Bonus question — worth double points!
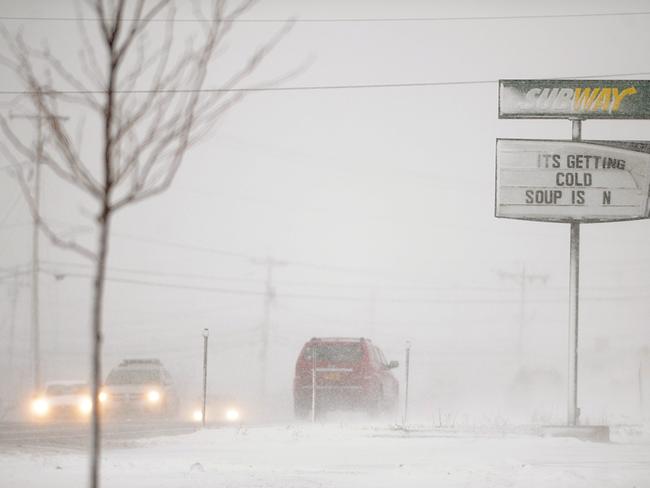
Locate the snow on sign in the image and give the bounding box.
[499,80,650,119]
[495,139,650,222]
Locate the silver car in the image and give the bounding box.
[99,359,179,418]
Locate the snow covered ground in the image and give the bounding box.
[1,423,650,488]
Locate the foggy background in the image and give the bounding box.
[1,0,650,425]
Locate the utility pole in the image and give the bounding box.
[498,265,548,366]
[9,111,67,390]
[251,256,287,401]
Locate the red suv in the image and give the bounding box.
[293,337,399,419]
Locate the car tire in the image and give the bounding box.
[367,385,383,418]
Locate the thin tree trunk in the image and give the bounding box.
[90,207,111,488]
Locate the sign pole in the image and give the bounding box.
[202,328,209,428]
[403,341,411,427]
[568,119,582,426]
[311,342,317,423]
[497,79,650,441]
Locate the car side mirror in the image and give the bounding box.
[388,360,399,369]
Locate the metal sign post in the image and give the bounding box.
[403,341,411,427]
[311,343,317,423]
[568,120,581,426]
[202,328,209,428]
[498,79,650,432]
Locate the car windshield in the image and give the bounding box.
[303,343,363,363]
[106,369,161,385]
[45,384,86,396]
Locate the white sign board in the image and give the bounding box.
[495,139,650,222]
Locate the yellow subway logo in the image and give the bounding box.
[522,87,638,113]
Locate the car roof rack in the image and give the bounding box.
[309,337,369,342]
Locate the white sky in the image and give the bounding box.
[1,0,650,421]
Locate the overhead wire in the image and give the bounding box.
[1,10,650,23]
[2,71,650,96]
[109,232,432,280]
[38,268,650,304]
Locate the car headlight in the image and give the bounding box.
[225,408,240,422]
[79,396,93,415]
[98,391,108,403]
[31,398,49,417]
[192,409,203,422]
[147,390,161,403]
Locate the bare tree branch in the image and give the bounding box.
[0,115,96,197]
[110,18,294,210]
[0,145,97,261]
[90,0,111,46]
[77,2,106,89]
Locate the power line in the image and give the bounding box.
[38,268,650,304]
[2,10,650,23]
[1,72,650,96]
[110,232,420,279]
[40,259,262,284]
[111,232,255,260]
[39,258,650,293]
[36,259,522,292]
[41,269,266,297]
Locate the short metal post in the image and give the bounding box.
[639,361,644,419]
[311,343,317,423]
[202,328,209,427]
[403,341,411,426]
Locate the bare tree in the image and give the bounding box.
[0,2,290,487]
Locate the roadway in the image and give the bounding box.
[0,419,201,450]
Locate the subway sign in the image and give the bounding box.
[495,139,650,222]
[499,80,650,119]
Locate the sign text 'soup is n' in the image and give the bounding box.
[495,139,650,222]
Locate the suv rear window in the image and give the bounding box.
[106,369,161,385]
[303,343,362,363]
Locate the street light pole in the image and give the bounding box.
[202,328,209,428]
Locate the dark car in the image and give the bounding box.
[293,337,399,419]
[99,359,179,417]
